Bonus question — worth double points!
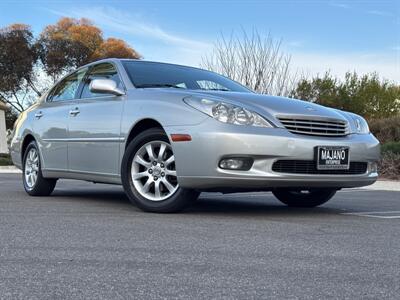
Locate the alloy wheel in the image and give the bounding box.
[131,141,179,201]
[25,148,39,189]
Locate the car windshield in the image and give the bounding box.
[122,61,251,93]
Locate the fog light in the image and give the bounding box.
[219,157,253,170]
[368,162,378,173]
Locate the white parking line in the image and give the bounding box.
[341,211,400,219]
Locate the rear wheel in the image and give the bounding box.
[272,188,337,207]
[23,141,57,196]
[121,128,199,213]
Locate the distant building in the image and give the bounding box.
[0,102,8,154]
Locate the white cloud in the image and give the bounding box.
[46,6,399,82]
[48,6,212,55]
[287,40,304,48]
[366,10,393,17]
[329,2,350,9]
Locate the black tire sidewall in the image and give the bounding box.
[121,128,198,212]
[22,141,56,196]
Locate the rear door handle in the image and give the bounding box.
[69,108,80,117]
[35,111,43,119]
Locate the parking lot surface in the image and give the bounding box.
[0,174,399,299]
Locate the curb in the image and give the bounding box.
[359,181,400,192]
[0,166,21,173]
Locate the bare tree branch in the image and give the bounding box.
[26,78,42,97]
[201,30,301,97]
[0,92,23,112]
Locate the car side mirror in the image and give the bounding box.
[89,79,125,96]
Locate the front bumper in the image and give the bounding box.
[165,119,380,190]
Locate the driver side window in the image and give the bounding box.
[48,68,87,102]
[80,63,122,99]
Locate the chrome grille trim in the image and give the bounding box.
[278,117,349,137]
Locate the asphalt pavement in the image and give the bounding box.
[0,173,399,299]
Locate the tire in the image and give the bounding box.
[272,188,337,207]
[22,141,57,196]
[121,128,199,213]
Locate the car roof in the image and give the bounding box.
[44,58,209,99]
[79,58,207,73]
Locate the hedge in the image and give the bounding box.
[369,116,400,144]
[0,153,13,166]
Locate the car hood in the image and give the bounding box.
[164,89,350,126]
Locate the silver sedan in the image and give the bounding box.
[10,59,380,212]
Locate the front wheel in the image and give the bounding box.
[23,141,57,196]
[121,128,199,213]
[272,188,337,207]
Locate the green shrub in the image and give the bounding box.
[0,153,13,166]
[290,72,400,119]
[369,116,400,144]
[381,142,400,155]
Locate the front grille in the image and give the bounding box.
[278,117,348,137]
[272,160,368,175]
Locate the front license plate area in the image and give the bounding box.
[316,146,350,170]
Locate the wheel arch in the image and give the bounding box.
[124,118,166,149]
[21,134,36,161]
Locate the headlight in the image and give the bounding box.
[184,97,273,127]
[351,114,369,134]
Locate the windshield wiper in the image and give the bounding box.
[135,83,184,89]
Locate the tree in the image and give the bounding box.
[5,107,18,130]
[0,18,141,111]
[201,30,299,96]
[38,18,141,79]
[92,38,141,60]
[38,18,103,79]
[0,24,40,112]
[290,72,400,119]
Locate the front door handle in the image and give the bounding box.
[35,111,43,119]
[69,108,80,117]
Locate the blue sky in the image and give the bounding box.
[1,0,399,81]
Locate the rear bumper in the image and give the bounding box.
[165,119,380,190]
